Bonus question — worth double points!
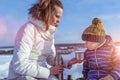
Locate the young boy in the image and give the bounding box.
[82,17,120,80]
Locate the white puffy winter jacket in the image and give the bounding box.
[8,16,57,80]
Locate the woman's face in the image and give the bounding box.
[51,6,63,27]
[85,41,100,50]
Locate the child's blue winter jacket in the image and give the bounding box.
[82,36,120,80]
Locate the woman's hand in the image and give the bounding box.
[50,64,64,75]
[67,58,83,68]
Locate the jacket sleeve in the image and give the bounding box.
[12,23,50,79]
[110,46,120,80]
[82,51,89,78]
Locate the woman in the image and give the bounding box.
[8,0,64,80]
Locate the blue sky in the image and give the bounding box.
[0,0,120,46]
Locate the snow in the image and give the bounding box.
[0,55,12,79]
[0,54,83,80]
[64,63,83,79]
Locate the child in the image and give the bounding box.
[82,17,120,80]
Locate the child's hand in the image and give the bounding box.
[99,75,114,80]
[67,58,83,68]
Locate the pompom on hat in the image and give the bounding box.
[82,17,106,43]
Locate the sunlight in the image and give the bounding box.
[115,46,120,55]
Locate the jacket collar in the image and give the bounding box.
[95,39,106,49]
[28,15,57,40]
[28,15,46,31]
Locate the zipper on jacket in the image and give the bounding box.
[94,49,100,78]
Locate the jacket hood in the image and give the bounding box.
[96,35,113,49]
[28,15,46,31]
[105,35,112,43]
[28,15,57,40]
[28,15,57,33]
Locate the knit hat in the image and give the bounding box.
[82,17,106,43]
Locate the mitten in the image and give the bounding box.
[99,75,114,80]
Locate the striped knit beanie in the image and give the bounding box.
[82,17,106,43]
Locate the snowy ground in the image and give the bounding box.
[0,54,83,80]
[0,55,12,79]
